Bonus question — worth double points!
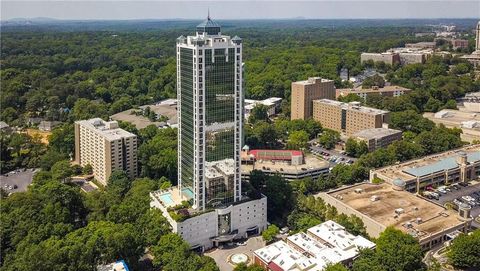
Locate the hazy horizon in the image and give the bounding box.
[2,1,479,21]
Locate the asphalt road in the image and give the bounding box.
[1,169,38,194]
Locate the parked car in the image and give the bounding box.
[237,241,247,246]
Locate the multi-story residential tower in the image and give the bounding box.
[151,17,267,251]
[312,99,390,136]
[74,118,137,185]
[176,15,243,211]
[291,77,335,120]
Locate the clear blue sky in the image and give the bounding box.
[2,1,479,20]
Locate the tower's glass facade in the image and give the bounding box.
[177,18,242,211]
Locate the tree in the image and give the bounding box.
[262,224,280,243]
[264,175,293,222]
[318,129,340,149]
[107,170,132,197]
[390,110,435,134]
[138,128,178,180]
[82,164,93,175]
[51,160,74,182]
[362,74,385,88]
[151,233,219,271]
[286,130,309,150]
[345,138,368,157]
[234,263,264,271]
[253,121,278,147]
[39,149,69,171]
[447,229,480,269]
[48,123,75,156]
[338,93,363,103]
[72,99,109,121]
[375,227,424,271]
[324,263,349,271]
[248,104,269,123]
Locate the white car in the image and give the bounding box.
[237,241,247,246]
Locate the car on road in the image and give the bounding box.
[459,182,468,187]
[236,241,247,246]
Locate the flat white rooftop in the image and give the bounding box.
[293,77,334,85]
[76,118,136,141]
[254,220,375,270]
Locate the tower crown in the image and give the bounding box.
[196,15,221,36]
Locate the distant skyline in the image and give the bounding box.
[2,1,479,21]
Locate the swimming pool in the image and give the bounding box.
[159,193,174,205]
[182,188,194,199]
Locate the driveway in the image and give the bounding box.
[205,236,265,271]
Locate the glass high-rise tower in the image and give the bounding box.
[177,16,243,211]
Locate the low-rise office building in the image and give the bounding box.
[360,52,400,66]
[370,145,480,193]
[241,149,330,181]
[291,77,336,120]
[253,220,375,271]
[352,128,402,152]
[451,39,469,49]
[245,97,282,120]
[313,99,390,136]
[318,182,471,250]
[394,48,434,65]
[74,118,138,185]
[424,109,480,142]
[336,85,412,100]
[405,41,436,49]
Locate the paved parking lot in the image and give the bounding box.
[309,145,357,167]
[0,169,38,194]
[435,182,480,226]
[205,236,265,271]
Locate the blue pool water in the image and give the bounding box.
[182,188,194,199]
[159,193,174,205]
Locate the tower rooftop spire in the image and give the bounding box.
[196,13,221,35]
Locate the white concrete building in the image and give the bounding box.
[244,97,282,120]
[253,220,375,270]
[151,187,267,250]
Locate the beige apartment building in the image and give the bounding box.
[336,85,412,101]
[291,77,335,120]
[75,118,138,185]
[313,99,390,136]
